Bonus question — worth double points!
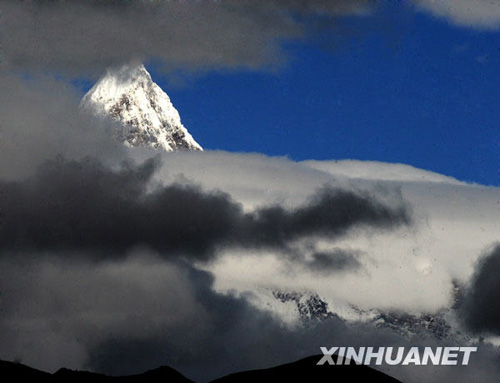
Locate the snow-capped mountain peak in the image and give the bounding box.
[81,63,202,151]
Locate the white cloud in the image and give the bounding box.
[146,152,500,313]
[413,0,500,29]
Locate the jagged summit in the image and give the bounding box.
[81,63,203,151]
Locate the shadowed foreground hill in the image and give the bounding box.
[0,360,194,383]
[0,356,403,382]
[0,359,53,382]
[210,355,403,383]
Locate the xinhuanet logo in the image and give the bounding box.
[317,346,477,366]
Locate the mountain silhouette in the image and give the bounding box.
[210,355,403,383]
[0,355,402,382]
[0,360,194,382]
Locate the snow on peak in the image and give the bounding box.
[81,63,203,152]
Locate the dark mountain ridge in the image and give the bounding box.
[0,355,402,383]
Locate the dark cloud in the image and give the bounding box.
[305,249,363,274]
[243,186,411,249]
[2,1,497,77]
[0,0,373,75]
[85,264,298,380]
[82,262,396,382]
[0,157,241,260]
[461,244,500,334]
[0,254,403,382]
[0,157,411,261]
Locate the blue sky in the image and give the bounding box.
[138,4,500,186]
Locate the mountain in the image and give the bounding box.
[248,287,470,345]
[210,355,403,383]
[54,365,194,383]
[0,357,403,383]
[0,359,194,383]
[0,359,52,382]
[81,64,202,151]
[272,290,339,324]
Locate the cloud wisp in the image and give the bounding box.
[413,0,500,29]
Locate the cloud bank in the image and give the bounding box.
[1,0,499,79]
[0,0,372,75]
